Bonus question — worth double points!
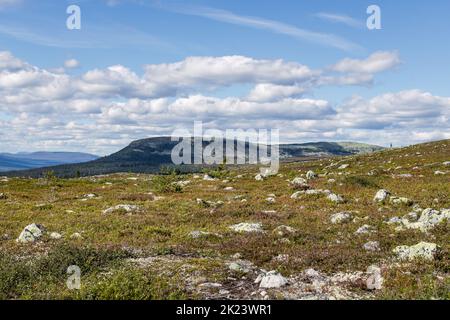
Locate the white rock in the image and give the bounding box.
[189,230,212,239]
[224,186,234,191]
[330,212,352,224]
[366,265,383,290]
[443,161,450,166]
[338,164,349,170]
[70,232,83,239]
[265,197,276,204]
[273,225,297,237]
[49,232,62,240]
[255,174,264,181]
[355,224,376,235]
[259,271,288,289]
[373,189,390,202]
[389,196,413,206]
[393,242,438,261]
[102,204,141,215]
[16,223,44,243]
[400,208,450,232]
[229,223,263,233]
[434,170,446,175]
[327,193,344,203]
[363,241,380,252]
[306,170,317,180]
[290,177,309,190]
[203,174,215,181]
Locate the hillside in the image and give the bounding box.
[0,139,448,300]
[0,152,98,172]
[2,137,383,178]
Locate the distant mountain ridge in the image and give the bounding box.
[0,152,99,172]
[2,137,384,177]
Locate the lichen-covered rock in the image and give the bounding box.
[366,265,383,290]
[102,204,142,215]
[273,225,297,237]
[49,232,62,240]
[330,212,352,224]
[290,177,309,190]
[258,271,288,289]
[389,196,413,206]
[327,193,344,203]
[355,224,376,235]
[306,170,317,180]
[229,222,263,233]
[393,242,438,261]
[373,189,390,202]
[17,223,44,243]
[397,208,449,232]
[363,241,380,252]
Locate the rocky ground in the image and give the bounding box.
[0,140,449,300]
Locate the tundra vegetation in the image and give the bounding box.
[0,140,448,300]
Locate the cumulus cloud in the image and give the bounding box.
[332,51,401,74]
[0,50,447,154]
[64,59,80,69]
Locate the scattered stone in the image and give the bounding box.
[17,223,44,243]
[229,223,263,233]
[338,164,349,170]
[327,179,336,183]
[273,225,297,237]
[258,271,288,289]
[330,212,352,224]
[189,231,213,239]
[196,198,224,208]
[373,189,390,202]
[363,241,380,252]
[398,208,450,232]
[224,186,234,191]
[389,196,413,206]
[355,224,376,235]
[255,174,264,181]
[203,174,215,181]
[173,180,191,187]
[443,161,450,166]
[49,232,62,240]
[265,197,276,204]
[70,232,83,240]
[306,170,317,180]
[327,193,344,203]
[272,254,290,263]
[393,242,438,261]
[366,265,383,290]
[434,170,446,175]
[228,260,253,273]
[102,204,142,215]
[290,177,309,190]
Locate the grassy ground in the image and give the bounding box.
[0,139,449,300]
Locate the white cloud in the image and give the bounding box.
[332,51,401,74]
[0,50,446,154]
[168,5,362,52]
[315,13,363,28]
[64,59,80,69]
[247,84,305,102]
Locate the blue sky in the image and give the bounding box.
[0,0,449,154]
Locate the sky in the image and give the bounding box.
[0,0,449,155]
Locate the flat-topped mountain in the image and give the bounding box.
[2,137,383,178]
